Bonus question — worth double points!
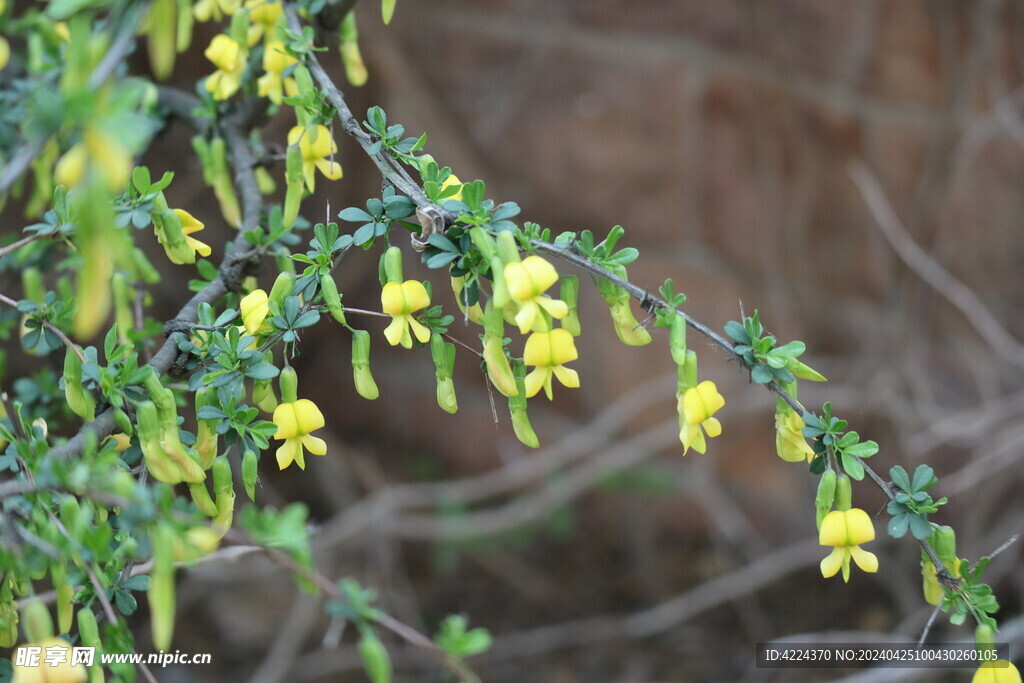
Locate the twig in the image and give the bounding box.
[0,293,86,362]
[849,159,1024,369]
[0,234,56,260]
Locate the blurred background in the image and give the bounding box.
[56,0,1024,680]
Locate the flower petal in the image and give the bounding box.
[381,281,405,315]
[850,545,878,574]
[820,546,845,578]
[552,365,579,389]
[301,434,327,456]
[844,508,876,545]
[400,281,430,313]
[408,316,432,344]
[818,510,847,546]
[272,403,298,439]
[383,316,406,346]
[293,399,325,433]
[524,367,546,399]
[276,438,298,470]
[315,158,343,181]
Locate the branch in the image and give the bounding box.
[284,4,960,593]
[45,96,270,463]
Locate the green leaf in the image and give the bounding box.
[245,363,280,381]
[911,465,935,492]
[841,452,864,480]
[750,365,772,384]
[909,514,933,540]
[772,340,805,357]
[844,441,878,458]
[889,465,910,491]
[887,514,910,538]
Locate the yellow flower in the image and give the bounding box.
[678,380,724,454]
[775,409,813,463]
[174,209,212,258]
[204,34,246,100]
[504,255,568,334]
[381,280,431,348]
[973,661,1022,683]
[239,289,270,335]
[11,637,87,683]
[287,125,343,192]
[245,0,283,45]
[523,329,579,399]
[257,40,298,104]
[819,508,879,582]
[272,399,327,470]
[0,36,8,72]
[194,0,240,22]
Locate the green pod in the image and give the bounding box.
[293,65,315,100]
[131,247,162,284]
[175,0,193,53]
[359,630,393,683]
[351,330,380,400]
[667,313,687,366]
[815,469,837,508]
[320,274,347,324]
[490,256,511,309]
[382,246,404,283]
[253,378,278,412]
[212,455,235,528]
[114,407,134,436]
[559,275,581,336]
[255,166,277,195]
[189,482,218,517]
[680,350,698,391]
[0,596,18,648]
[56,583,75,635]
[191,136,215,185]
[814,469,837,530]
[194,387,219,469]
[147,0,177,80]
[275,249,296,276]
[268,272,295,307]
[788,359,827,382]
[22,267,44,303]
[606,299,651,346]
[77,607,105,683]
[148,556,176,650]
[242,449,258,502]
[468,227,498,261]
[509,359,538,448]
[279,366,299,404]
[112,272,133,344]
[381,0,397,24]
[21,598,54,643]
[339,12,368,86]
[975,623,996,651]
[136,401,184,484]
[482,303,518,397]
[430,334,458,413]
[210,138,241,228]
[152,192,187,251]
[495,230,520,265]
[834,473,852,512]
[933,525,958,570]
[64,346,96,421]
[283,146,305,227]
